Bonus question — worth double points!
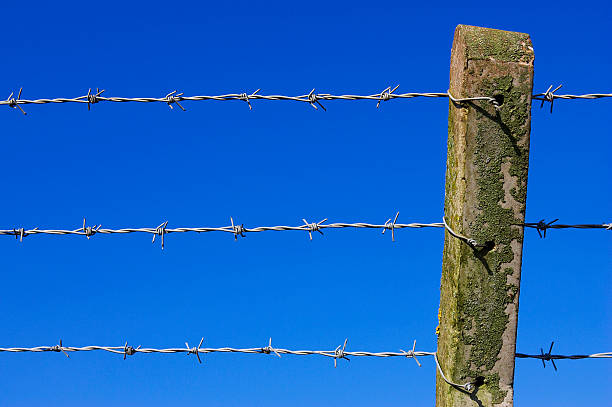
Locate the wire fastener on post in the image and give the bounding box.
[434,352,477,392]
[442,218,482,250]
[448,89,499,109]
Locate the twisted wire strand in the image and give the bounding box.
[1,339,608,394]
[521,222,611,230]
[2,86,609,114]
[0,219,445,242]
[532,93,612,100]
[0,344,435,358]
[2,218,609,247]
[1,341,608,363]
[515,352,612,360]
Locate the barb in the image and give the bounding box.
[49,339,70,358]
[377,85,400,108]
[230,217,246,240]
[81,218,101,240]
[123,342,141,360]
[3,86,606,114]
[86,88,105,111]
[516,342,612,370]
[152,221,168,249]
[308,89,326,111]
[165,90,186,111]
[333,338,350,368]
[537,84,562,113]
[261,338,281,358]
[302,218,327,240]
[382,211,400,242]
[186,338,205,364]
[519,220,611,238]
[400,339,422,367]
[533,84,612,113]
[6,88,27,115]
[240,89,260,110]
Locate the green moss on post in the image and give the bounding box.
[437,25,534,407]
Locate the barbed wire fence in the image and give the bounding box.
[2,84,610,115]
[1,80,611,401]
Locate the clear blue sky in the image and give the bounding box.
[1,1,610,406]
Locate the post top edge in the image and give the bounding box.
[453,24,533,63]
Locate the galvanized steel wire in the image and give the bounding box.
[1,339,608,376]
[2,84,609,115]
[2,217,609,248]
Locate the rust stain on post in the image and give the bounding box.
[437,25,534,407]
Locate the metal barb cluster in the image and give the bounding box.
[2,86,608,115]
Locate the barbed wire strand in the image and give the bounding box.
[1,339,608,389]
[2,85,609,115]
[1,217,608,248]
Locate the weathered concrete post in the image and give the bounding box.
[436,25,534,407]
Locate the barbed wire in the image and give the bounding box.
[1,216,609,248]
[520,219,612,238]
[1,338,608,389]
[515,342,612,371]
[2,84,609,115]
